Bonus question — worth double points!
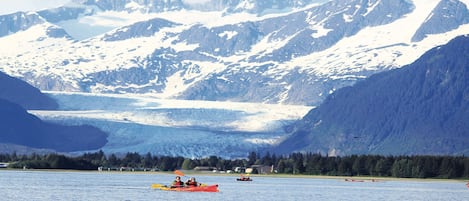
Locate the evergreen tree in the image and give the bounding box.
[181,158,192,170]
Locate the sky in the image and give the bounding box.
[0,0,214,15]
[0,0,70,14]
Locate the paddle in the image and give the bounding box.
[174,170,185,177]
[151,183,167,189]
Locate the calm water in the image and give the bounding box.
[1,170,468,201]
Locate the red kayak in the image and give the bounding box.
[151,184,219,192]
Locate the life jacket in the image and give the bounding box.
[186,181,198,186]
[172,180,184,188]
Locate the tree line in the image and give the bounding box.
[1,151,468,179]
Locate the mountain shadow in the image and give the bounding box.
[0,71,107,152]
[0,98,108,152]
[274,34,469,156]
[0,71,58,110]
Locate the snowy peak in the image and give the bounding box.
[412,0,469,42]
[0,12,44,37]
[102,18,180,41]
[250,0,414,62]
[80,0,328,15]
[37,6,90,23]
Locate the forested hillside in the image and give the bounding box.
[1,151,468,179]
[0,71,108,152]
[274,35,469,156]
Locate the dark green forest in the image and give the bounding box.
[1,151,468,179]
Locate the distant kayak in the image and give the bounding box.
[151,183,219,192]
[344,178,382,182]
[344,178,364,182]
[237,174,252,181]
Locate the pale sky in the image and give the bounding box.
[0,0,214,15]
[0,0,71,14]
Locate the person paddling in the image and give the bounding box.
[171,176,185,188]
[239,174,250,181]
[185,177,199,187]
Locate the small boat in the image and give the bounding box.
[344,178,364,182]
[344,178,382,182]
[151,183,219,192]
[237,174,252,181]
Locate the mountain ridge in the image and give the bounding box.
[0,71,58,110]
[0,97,108,152]
[273,34,469,156]
[0,71,108,153]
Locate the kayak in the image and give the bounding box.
[344,178,364,182]
[236,178,252,181]
[344,178,382,182]
[151,184,219,192]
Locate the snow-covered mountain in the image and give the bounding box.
[1,0,469,158]
[1,0,469,106]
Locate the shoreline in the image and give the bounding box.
[2,168,467,183]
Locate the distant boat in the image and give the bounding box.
[237,174,252,181]
[344,178,364,182]
[344,178,381,182]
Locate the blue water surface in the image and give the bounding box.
[0,170,468,201]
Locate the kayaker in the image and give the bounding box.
[185,177,199,187]
[171,176,185,188]
[239,174,250,181]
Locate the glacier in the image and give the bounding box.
[29,92,313,158]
